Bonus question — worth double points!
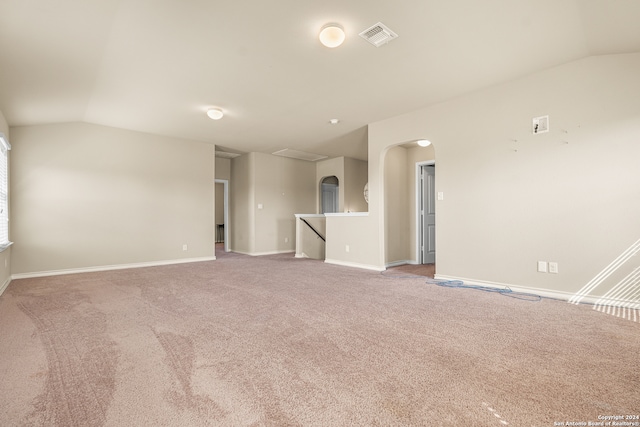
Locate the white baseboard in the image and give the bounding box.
[385,260,418,268]
[232,250,295,257]
[325,258,385,272]
[433,274,603,305]
[11,256,217,280]
[0,277,11,296]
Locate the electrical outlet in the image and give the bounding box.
[182,244,188,251]
[537,261,548,273]
[549,262,558,274]
[284,237,289,243]
[345,245,350,253]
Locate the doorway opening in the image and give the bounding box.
[320,176,339,214]
[416,162,436,265]
[215,179,229,254]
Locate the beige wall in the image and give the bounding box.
[215,157,231,180]
[253,153,316,254]
[343,157,368,213]
[0,110,11,291]
[325,213,378,270]
[10,122,216,275]
[230,153,253,254]
[356,53,640,297]
[231,152,316,255]
[384,146,410,265]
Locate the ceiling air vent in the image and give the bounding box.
[272,149,327,162]
[215,150,242,159]
[359,22,398,47]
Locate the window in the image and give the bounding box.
[0,133,11,249]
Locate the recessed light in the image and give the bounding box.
[207,108,224,120]
[319,24,345,48]
[417,139,432,147]
[329,118,340,125]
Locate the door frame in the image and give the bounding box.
[415,160,435,264]
[215,179,229,252]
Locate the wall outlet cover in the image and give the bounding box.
[533,115,549,134]
[537,261,548,272]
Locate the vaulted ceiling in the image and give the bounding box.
[1,0,639,160]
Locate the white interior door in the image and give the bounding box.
[421,165,436,264]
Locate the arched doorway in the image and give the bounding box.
[382,141,435,267]
[320,176,339,214]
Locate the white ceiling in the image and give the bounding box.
[1,0,639,161]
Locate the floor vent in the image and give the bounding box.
[359,22,398,47]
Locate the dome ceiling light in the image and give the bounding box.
[207,108,224,120]
[319,24,345,48]
[417,139,432,147]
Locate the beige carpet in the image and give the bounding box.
[1,252,638,426]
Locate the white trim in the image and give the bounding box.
[433,274,603,305]
[0,133,10,151]
[232,249,295,257]
[324,212,369,217]
[385,259,418,268]
[415,160,435,265]
[0,277,11,296]
[11,256,216,280]
[294,213,325,218]
[325,258,384,271]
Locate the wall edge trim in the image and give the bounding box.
[434,274,609,306]
[11,256,217,280]
[325,258,384,272]
[0,277,11,296]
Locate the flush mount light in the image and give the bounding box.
[207,108,224,120]
[329,118,340,125]
[417,139,432,147]
[319,24,345,48]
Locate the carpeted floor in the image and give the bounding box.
[1,252,638,426]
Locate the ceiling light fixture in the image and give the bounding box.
[329,118,340,125]
[207,108,224,120]
[319,24,345,48]
[417,139,432,147]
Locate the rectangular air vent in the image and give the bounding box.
[215,150,242,159]
[359,22,398,47]
[272,149,327,162]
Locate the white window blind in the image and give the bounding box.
[0,133,11,247]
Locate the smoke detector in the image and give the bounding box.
[359,22,398,47]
